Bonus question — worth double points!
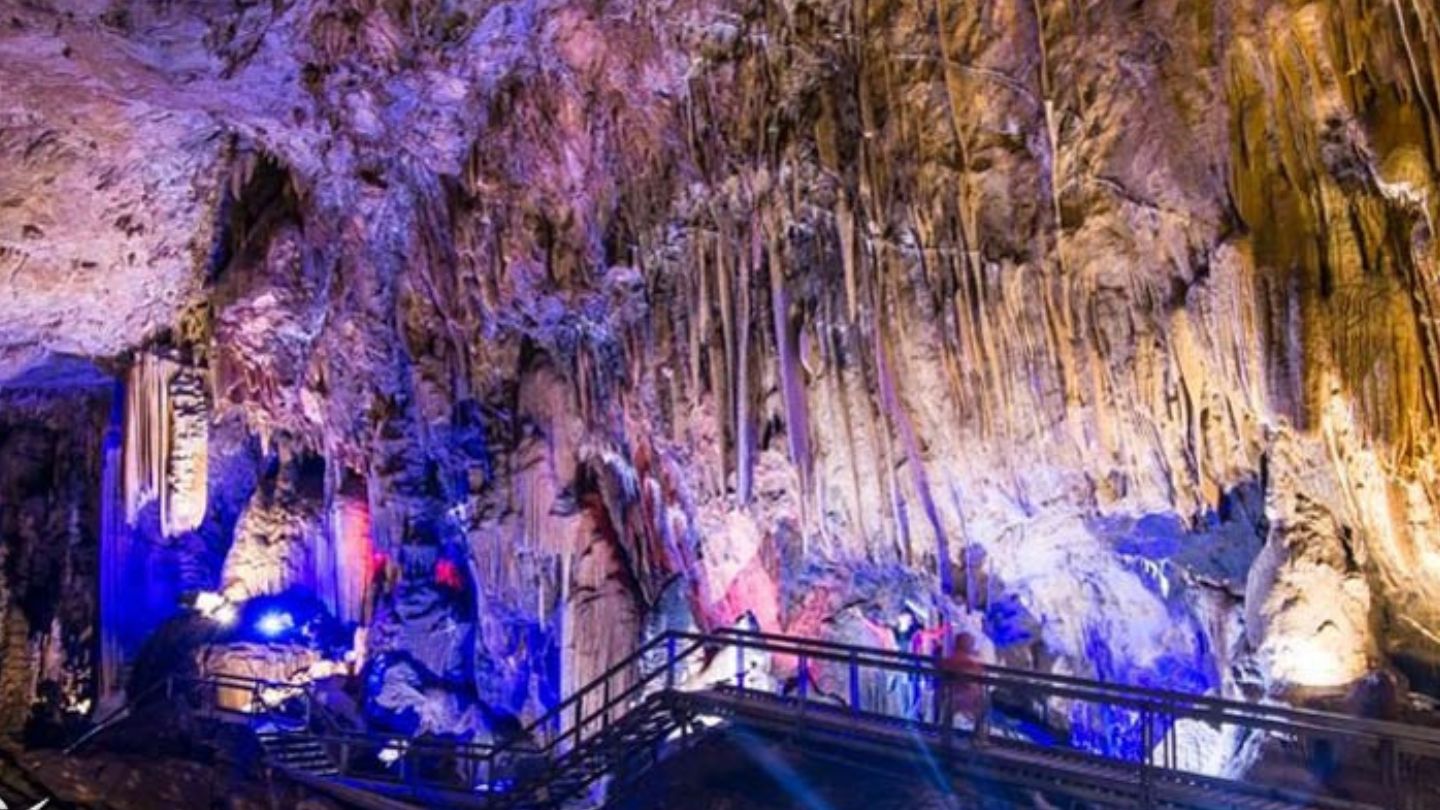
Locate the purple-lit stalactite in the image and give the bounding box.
[873,298,954,596]
[735,228,756,505]
[98,384,127,701]
[767,223,812,515]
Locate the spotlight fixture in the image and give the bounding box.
[256,610,295,638]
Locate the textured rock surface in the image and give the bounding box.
[0,0,1438,762]
[0,13,225,382]
[0,391,106,735]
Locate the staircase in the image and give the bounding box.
[83,630,1440,810]
[487,692,694,810]
[256,727,340,777]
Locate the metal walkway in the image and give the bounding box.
[91,630,1440,809]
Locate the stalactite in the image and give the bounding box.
[873,281,954,595]
[874,264,910,565]
[326,488,375,625]
[735,223,756,505]
[690,237,707,403]
[123,352,171,528]
[122,353,209,536]
[766,213,813,509]
[815,91,860,324]
[837,197,860,323]
[1389,0,1440,160]
[827,309,872,547]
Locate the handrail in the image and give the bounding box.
[707,628,1440,750]
[111,631,1440,809]
[177,672,316,692]
[473,627,1440,799]
[65,671,313,756]
[62,676,173,755]
[304,729,495,756]
[480,633,709,775]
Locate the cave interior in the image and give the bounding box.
[1,0,1440,806]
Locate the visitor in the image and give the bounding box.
[937,632,987,750]
[888,608,922,720]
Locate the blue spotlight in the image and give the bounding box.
[256,610,295,638]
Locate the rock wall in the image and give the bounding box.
[0,391,107,735]
[0,0,1438,743]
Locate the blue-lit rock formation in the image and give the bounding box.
[0,0,1438,783]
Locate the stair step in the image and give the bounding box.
[268,746,327,755]
[267,743,327,753]
[269,750,328,759]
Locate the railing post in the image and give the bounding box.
[602,679,611,730]
[1139,707,1154,809]
[339,741,349,777]
[797,654,809,701]
[666,635,678,690]
[1380,738,1401,810]
[932,648,943,729]
[977,681,990,746]
[1165,701,1177,770]
[574,697,584,749]
[848,652,861,716]
[736,639,747,691]
[936,649,953,752]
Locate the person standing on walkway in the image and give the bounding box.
[937,632,987,750]
[889,608,923,719]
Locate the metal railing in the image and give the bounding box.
[64,672,321,754]
[174,672,501,793]
[478,629,1440,809]
[694,628,1440,810]
[74,632,1440,809]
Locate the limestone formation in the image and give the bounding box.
[0,0,1438,771]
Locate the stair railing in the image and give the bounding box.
[64,671,317,755]
[478,631,713,796]
[62,676,174,755]
[173,672,317,728]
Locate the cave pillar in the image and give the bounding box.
[323,486,375,625]
[98,389,126,702]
